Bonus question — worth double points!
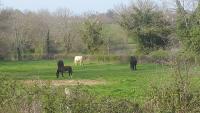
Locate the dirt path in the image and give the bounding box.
[22,80,106,86]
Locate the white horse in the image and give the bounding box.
[74,56,83,65]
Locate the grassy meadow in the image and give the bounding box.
[0,60,177,102]
[1,59,200,113]
[1,60,200,103]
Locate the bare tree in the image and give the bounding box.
[11,10,28,60]
[0,9,13,59]
[55,8,75,54]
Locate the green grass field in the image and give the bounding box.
[0,60,200,103]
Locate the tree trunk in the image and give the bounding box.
[46,29,50,58]
[17,47,22,61]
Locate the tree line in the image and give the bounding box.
[0,0,199,60]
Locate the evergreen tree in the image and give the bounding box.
[46,29,50,56]
[118,0,171,54]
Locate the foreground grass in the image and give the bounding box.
[0,60,199,103]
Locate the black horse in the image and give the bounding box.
[130,56,137,71]
[56,60,73,78]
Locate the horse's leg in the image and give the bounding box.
[62,71,64,77]
[68,69,72,79]
[68,72,71,79]
[130,63,132,70]
[135,64,137,70]
[131,63,134,71]
[132,65,135,71]
[56,70,59,78]
[75,61,78,66]
[71,69,73,78]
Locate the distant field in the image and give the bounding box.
[0,60,200,103]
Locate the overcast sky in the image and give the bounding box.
[2,0,131,14]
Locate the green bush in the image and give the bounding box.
[148,58,200,113]
[149,50,169,59]
[149,50,169,64]
[0,76,142,113]
[95,55,128,63]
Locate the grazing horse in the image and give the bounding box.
[130,56,137,71]
[63,66,73,78]
[74,56,83,65]
[56,60,73,78]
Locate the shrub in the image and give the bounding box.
[0,77,142,113]
[148,58,200,113]
[149,49,169,64]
